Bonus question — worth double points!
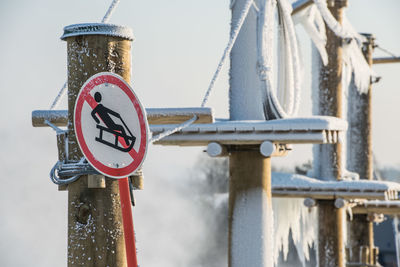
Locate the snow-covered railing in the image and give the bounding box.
[272,173,400,200]
[352,200,400,215]
[151,116,347,145]
[32,108,213,127]
[211,174,400,201]
[33,111,346,145]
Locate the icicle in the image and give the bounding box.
[273,197,317,267]
[341,13,376,94]
[341,13,365,45]
[293,5,328,66]
[342,41,373,94]
[311,0,374,94]
[312,0,352,39]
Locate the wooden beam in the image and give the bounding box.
[32,107,213,127]
[353,201,400,215]
[373,57,400,64]
[32,110,68,127]
[147,107,213,124]
[353,206,400,215]
[33,111,347,145]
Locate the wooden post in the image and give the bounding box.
[228,0,273,266]
[347,33,375,265]
[314,1,347,266]
[228,150,272,266]
[61,24,133,267]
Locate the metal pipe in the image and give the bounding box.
[373,57,400,64]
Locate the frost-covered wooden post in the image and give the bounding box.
[347,33,376,265]
[61,24,133,267]
[228,0,274,266]
[314,0,347,266]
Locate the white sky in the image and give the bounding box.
[0,0,399,266]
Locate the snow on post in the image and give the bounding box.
[229,0,267,121]
[228,0,275,266]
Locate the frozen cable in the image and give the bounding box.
[200,0,254,108]
[312,0,352,40]
[376,44,398,57]
[49,0,122,109]
[149,115,198,143]
[293,5,328,65]
[252,1,260,13]
[259,0,280,119]
[279,0,302,116]
[45,120,66,135]
[50,158,90,185]
[260,0,304,119]
[50,161,80,185]
[50,81,67,110]
[102,0,121,23]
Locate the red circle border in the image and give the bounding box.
[74,73,148,178]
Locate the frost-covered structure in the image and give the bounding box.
[230,0,376,266]
[38,0,396,266]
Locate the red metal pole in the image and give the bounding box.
[119,178,138,267]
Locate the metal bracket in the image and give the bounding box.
[260,141,292,157]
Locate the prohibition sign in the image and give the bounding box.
[74,72,149,178]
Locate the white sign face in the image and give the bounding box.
[74,72,149,178]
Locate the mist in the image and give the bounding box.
[134,155,229,267]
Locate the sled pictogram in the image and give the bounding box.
[91,92,136,152]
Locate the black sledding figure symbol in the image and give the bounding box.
[91,92,136,152]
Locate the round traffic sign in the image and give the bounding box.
[74,72,148,178]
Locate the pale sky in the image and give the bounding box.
[0,0,399,266]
